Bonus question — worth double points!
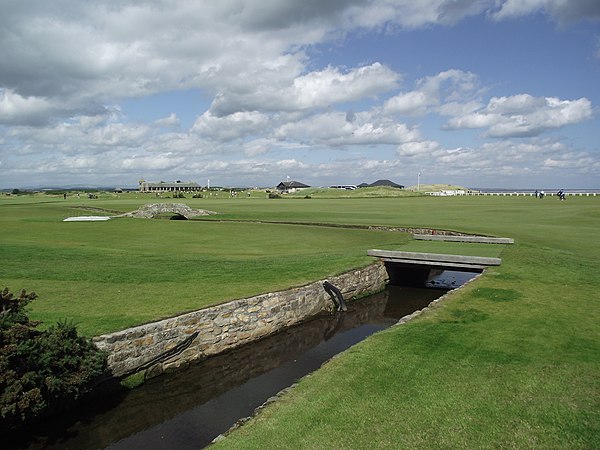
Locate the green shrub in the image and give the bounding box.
[0,288,107,431]
[268,193,282,199]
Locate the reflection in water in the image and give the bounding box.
[8,278,473,450]
[425,270,478,289]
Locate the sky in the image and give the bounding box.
[1,0,599,190]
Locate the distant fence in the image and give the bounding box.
[426,192,597,197]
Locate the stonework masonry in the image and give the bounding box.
[116,203,216,219]
[93,262,388,377]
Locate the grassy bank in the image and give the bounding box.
[203,195,598,449]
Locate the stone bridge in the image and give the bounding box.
[119,203,217,219]
[368,249,502,287]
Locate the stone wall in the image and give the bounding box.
[93,262,388,377]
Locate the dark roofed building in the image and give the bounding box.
[367,179,404,189]
[276,181,310,192]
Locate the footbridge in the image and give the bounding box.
[118,203,217,219]
[368,249,502,286]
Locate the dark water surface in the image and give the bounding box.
[9,272,475,449]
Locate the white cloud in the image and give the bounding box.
[120,153,185,171]
[2,1,494,128]
[439,100,483,118]
[397,140,441,157]
[274,111,421,146]
[275,159,310,170]
[294,63,399,106]
[389,137,600,186]
[141,132,213,156]
[209,62,399,116]
[192,110,270,141]
[384,90,436,116]
[0,90,53,126]
[243,139,273,157]
[1,1,595,127]
[343,0,488,29]
[542,153,600,172]
[445,94,593,137]
[0,1,405,126]
[491,0,600,24]
[0,89,107,126]
[154,113,180,129]
[486,94,547,114]
[384,69,481,116]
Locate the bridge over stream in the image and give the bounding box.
[368,249,502,286]
[118,203,217,219]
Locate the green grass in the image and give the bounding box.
[1,194,412,336]
[201,195,598,450]
[2,192,599,448]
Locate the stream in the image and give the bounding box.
[7,271,476,449]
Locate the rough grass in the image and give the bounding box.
[285,186,421,198]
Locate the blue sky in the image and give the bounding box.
[1,0,599,189]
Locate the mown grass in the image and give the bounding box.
[203,195,599,450]
[2,192,599,448]
[1,195,412,336]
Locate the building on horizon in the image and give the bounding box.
[330,184,357,190]
[276,180,310,193]
[139,179,202,193]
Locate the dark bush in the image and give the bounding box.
[268,193,282,199]
[0,288,108,431]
